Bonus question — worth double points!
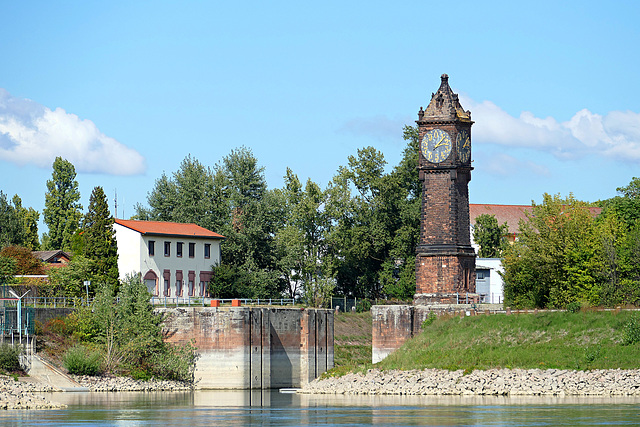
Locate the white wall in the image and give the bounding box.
[114,223,222,296]
[476,258,504,304]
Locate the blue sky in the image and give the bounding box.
[1,1,639,227]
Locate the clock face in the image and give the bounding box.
[421,129,452,163]
[456,129,471,163]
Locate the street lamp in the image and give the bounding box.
[8,289,30,344]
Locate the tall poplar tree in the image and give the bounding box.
[0,191,23,249]
[12,195,39,250]
[83,186,119,289]
[43,157,83,251]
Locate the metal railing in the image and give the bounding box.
[1,296,297,308]
[149,296,296,307]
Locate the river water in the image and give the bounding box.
[1,391,639,426]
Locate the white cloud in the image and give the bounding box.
[0,88,146,175]
[460,95,640,164]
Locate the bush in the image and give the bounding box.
[129,367,152,381]
[356,299,372,313]
[148,343,198,383]
[0,344,21,372]
[566,301,582,313]
[63,345,102,375]
[622,315,640,345]
[421,311,437,328]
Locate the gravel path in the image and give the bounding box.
[300,368,640,396]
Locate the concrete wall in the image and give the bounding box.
[159,307,333,389]
[372,304,486,363]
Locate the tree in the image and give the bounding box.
[0,191,24,249]
[502,193,603,308]
[0,246,44,275]
[0,256,16,287]
[212,147,285,298]
[67,275,197,381]
[325,126,421,301]
[12,195,39,250]
[473,214,509,258]
[326,146,392,299]
[43,157,82,251]
[275,168,333,303]
[378,125,421,300]
[83,186,119,291]
[47,255,95,297]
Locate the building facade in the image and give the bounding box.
[114,219,224,297]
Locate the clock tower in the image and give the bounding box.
[414,74,476,304]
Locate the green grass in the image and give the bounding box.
[377,310,640,372]
[331,312,373,374]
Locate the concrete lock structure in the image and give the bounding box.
[158,307,334,389]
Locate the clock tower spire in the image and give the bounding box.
[414,74,476,304]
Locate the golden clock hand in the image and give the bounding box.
[434,135,446,149]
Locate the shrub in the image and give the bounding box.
[148,343,198,383]
[622,315,640,345]
[0,344,21,372]
[129,367,152,381]
[356,299,372,313]
[63,345,102,375]
[566,301,582,313]
[422,312,437,328]
[44,317,68,336]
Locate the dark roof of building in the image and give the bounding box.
[32,250,71,263]
[114,219,225,239]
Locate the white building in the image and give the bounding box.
[475,258,504,304]
[114,219,225,297]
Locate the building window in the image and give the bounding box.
[204,243,211,259]
[189,242,195,258]
[176,280,182,296]
[164,241,171,257]
[177,242,183,258]
[148,240,155,256]
[188,270,195,296]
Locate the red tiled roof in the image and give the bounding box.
[470,204,531,234]
[470,204,602,234]
[114,219,225,239]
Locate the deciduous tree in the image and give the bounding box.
[473,214,509,258]
[0,191,24,249]
[43,157,82,251]
[502,193,603,308]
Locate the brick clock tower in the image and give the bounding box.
[414,74,476,304]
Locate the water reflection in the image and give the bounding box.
[6,391,640,426]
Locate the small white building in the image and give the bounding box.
[475,258,504,304]
[114,219,225,297]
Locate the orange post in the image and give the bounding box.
[210,299,220,307]
[231,299,241,307]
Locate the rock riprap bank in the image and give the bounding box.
[0,377,65,409]
[300,369,640,396]
[71,375,191,392]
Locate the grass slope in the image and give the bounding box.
[333,312,372,374]
[377,310,640,372]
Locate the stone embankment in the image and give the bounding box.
[0,375,192,410]
[300,368,640,396]
[0,377,65,409]
[71,375,191,392]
